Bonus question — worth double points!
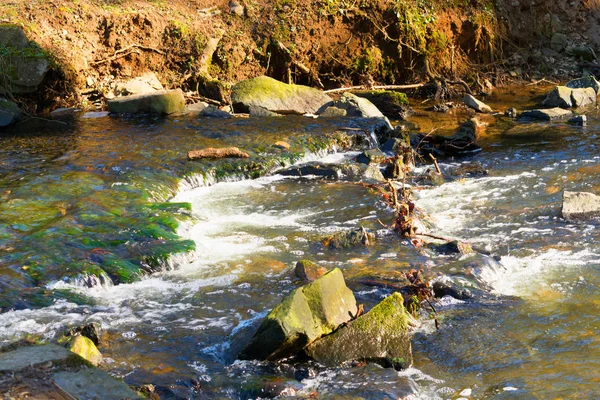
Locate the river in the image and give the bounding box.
[1,86,599,399]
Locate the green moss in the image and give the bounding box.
[352,292,408,335]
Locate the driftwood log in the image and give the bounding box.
[188,147,249,160]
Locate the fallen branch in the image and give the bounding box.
[526,78,558,86]
[188,147,249,160]
[90,44,164,66]
[428,153,441,174]
[324,83,424,94]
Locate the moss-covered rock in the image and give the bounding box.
[324,227,375,249]
[108,89,186,115]
[65,336,103,366]
[0,25,49,94]
[306,292,413,370]
[0,98,20,126]
[239,268,357,360]
[353,90,410,119]
[231,76,331,114]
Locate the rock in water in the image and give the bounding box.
[0,98,21,127]
[231,76,331,114]
[108,89,185,115]
[324,227,375,249]
[566,75,600,95]
[65,336,103,366]
[239,268,357,360]
[562,191,600,221]
[306,292,413,370]
[325,92,393,130]
[462,94,492,113]
[519,107,573,121]
[541,86,596,108]
[295,260,327,282]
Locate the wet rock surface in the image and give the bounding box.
[519,107,574,121]
[562,191,600,221]
[231,76,331,114]
[306,292,413,370]
[108,89,186,115]
[239,268,357,361]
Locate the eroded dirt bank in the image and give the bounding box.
[1,0,599,112]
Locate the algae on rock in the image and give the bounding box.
[240,268,357,361]
[306,292,413,370]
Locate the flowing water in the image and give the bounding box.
[1,87,600,399]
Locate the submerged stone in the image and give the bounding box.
[306,292,413,370]
[562,191,600,221]
[239,268,357,360]
[231,76,331,114]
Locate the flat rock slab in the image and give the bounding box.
[519,108,573,121]
[562,191,600,221]
[0,344,80,372]
[53,369,142,400]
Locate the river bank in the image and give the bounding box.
[1,0,599,117]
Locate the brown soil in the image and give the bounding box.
[0,0,598,113]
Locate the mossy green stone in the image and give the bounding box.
[306,292,413,370]
[231,76,331,115]
[240,268,357,360]
[65,336,102,366]
[108,89,186,115]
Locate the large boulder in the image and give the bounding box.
[0,25,49,93]
[566,75,600,94]
[0,98,21,127]
[519,107,573,121]
[562,191,600,221]
[324,92,393,130]
[306,292,413,370]
[231,76,331,114]
[542,86,596,108]
[108,89,185,115]
[239,268,357,360]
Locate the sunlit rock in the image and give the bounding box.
[239,268,357,360]
[306,292,413,370]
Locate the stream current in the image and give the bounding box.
[1,86,600,398]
